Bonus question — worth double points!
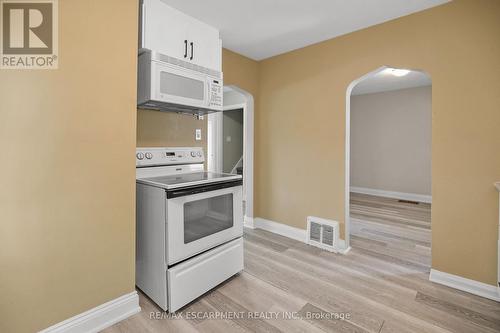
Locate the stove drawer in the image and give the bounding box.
[167,237,243,312]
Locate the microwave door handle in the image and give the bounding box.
[190,42,194,60]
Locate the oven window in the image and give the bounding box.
[183,193,234,244]
[160,71,204,101]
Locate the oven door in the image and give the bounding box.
[152,60,210,109]
[166,182,243,265]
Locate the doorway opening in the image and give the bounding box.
[207,85,254,226]
[345,66,432,272]
[222,108,244,175]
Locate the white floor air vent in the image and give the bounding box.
[306,216,339,252]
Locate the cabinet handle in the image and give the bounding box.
[184,40,188,58]
[190,42,194,60]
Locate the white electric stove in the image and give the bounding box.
[136,147,243,312]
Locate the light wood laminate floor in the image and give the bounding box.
[104,194,500,333]
[350,192,432,272]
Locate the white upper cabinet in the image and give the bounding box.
[140,0,222,72]
[185,18,222,72]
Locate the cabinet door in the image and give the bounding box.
[186,19,221,71]
[141,0,189,60]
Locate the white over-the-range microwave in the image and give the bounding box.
[137,50,223,115]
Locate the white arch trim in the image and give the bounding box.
[209,85,254,225]
[344,65,431,251]
[344,66,389,251]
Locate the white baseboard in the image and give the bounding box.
[338,246,352,254]
[244,216,255,229]
[350,186,432,204]
[253,217,349,254]
[336,239,352,254]
[39,291,140,333]
[429,269,500,302]
[254,217,307,243]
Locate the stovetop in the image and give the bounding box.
[137,171,242,190]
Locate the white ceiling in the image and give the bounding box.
[352,69,431,95]
[160,0,450,60]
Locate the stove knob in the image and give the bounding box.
[136,152,144,160]
[191,151,197,157]
[197,151,202,157]
[145,152,153,160]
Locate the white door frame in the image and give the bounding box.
[208,85,254,225]
[344,65,390,250]
[344,65,431,251]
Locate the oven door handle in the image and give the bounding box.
[166,180,242,199]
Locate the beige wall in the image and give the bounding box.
[222,49,260,99]
[350,86,432,195]
[137,109,207,152]
[256,0,500,285]
[0,1,139,332]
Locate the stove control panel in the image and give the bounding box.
[136,147,204,167]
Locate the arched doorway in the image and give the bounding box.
[207,85,255,226]
[344,67,432,272]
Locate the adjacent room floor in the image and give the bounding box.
[105,195,500,333]
[350,192,432,271]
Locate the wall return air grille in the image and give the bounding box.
[306,216,339,252]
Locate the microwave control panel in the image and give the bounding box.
[209,79,223,108]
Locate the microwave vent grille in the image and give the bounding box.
[153,52,222,79]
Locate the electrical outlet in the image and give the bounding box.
[195,129,202,141]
